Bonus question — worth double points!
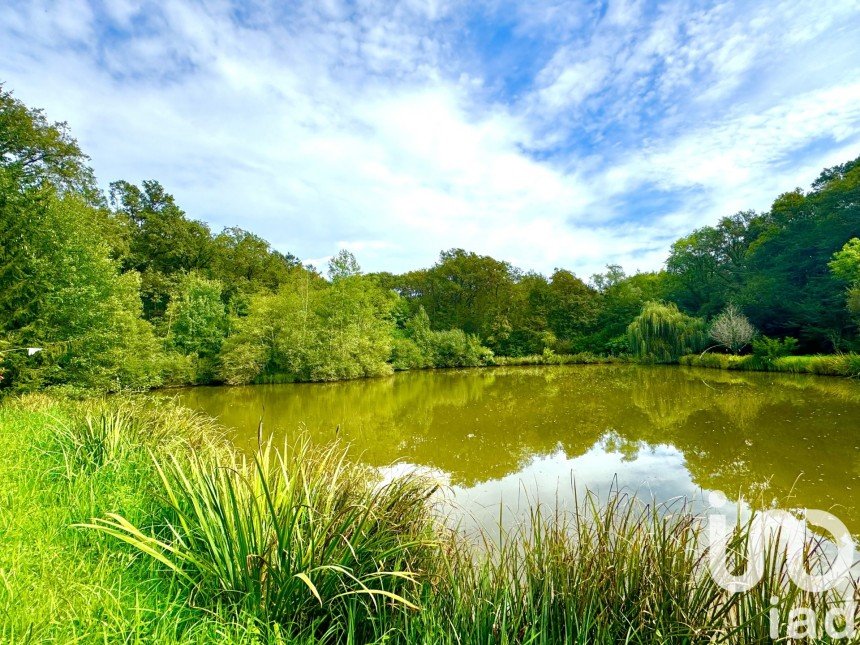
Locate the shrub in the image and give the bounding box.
[604,334,630,357]
[158,350,197,386]
[752,336,798,364]
[390,337,431,371]
[430,329,485,367]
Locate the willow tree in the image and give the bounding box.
[627,301,705,362]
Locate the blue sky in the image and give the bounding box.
[2,0,859,277]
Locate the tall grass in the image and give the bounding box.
[4,394,858,642]
[83,437,440,641]
[53,405,132,471]
[0,395,238,642]
[84,432,859,642]
[680,352,860,377]
[399,493,859,643]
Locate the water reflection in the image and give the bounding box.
[170,365,860,534]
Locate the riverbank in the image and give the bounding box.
[1,394,855,642]
[249,351,630,384]
[244,350,860,388]
[679,352,860,377]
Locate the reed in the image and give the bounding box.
[395,493,859,643]
[82,437,440,641]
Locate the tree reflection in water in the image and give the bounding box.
[172,365,860,535]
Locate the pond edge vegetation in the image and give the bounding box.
[2,394,858,642]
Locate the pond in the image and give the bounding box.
[173,365,860,536]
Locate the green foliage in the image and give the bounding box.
[218,273,394,384]
[54,405,136,471]
[627,301,706,362]
[395,307,493,368]
[669,162,860,351]
[0,397,234,642]
[829,237,860,284]
[587,268,671,352]
[427,329,490,368]
[328,249,361,281]
[390,337,423,370]
[402,492,844,644]
[0,85,96,196]
[0,185,162,390]
[157,350,198,386]
[164,272,228,360]
[666,211,758,317]
[546,269,600,342]
[86,438,437,639]
[311,274,395,380]
[680,351,860,377]
[218,330,271,385]
[218,284,313,385]
[603,334,630,356]
[775,354,860,377]
[109,180,214,319]
[210,226,302,301]
[492,351,622,366]
[848,285,860,327]
[751,335,798,363]
[4,88,860,389]
[830,238,860,329]
[679,352,743,370]
[393,249,517,347]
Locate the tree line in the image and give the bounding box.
[1,86,858,390]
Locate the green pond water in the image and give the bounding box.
[173,365,860,536]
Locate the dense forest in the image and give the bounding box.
[1,86,858,391]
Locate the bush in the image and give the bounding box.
[430,329,491,368]
[390,337,431,371]
[604,334,630,357]
[752,336,798,363]
[158,350,197,386]
[218,337,269,385]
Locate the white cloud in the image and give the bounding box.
[1,0,858,280]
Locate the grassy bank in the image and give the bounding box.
[254,351,856,387]
[0,396,257,642]
[680,352,860,377]
[1,395,857,642]
[251,352,629,384]
[490,350,631,367]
